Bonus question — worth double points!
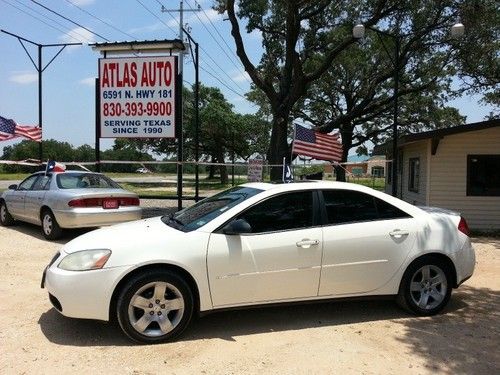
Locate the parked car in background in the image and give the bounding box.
[135,167,151,174]
[0,171,141,239]
[41,181,475,343]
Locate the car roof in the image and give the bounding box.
[32,170,100,175]
[241,180,376,194]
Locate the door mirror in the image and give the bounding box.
[223,219,252,235]
[8,184,18,190]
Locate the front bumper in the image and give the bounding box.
[52,206,142,228]
[43,252,130,321]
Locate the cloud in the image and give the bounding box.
[59,27,96,45]
[128,22,170,35]
[79,77,96,87]
[9,72,38,84]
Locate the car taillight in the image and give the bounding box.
[68,198,103,207]
[68,197,139,207]
[458,216,470,236]
[119,197,140,206]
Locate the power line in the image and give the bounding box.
[1,0,82,42]
[64,0,137,41]
[9,0,94,43]
[139,0,248,97]
[185,0,250,84]
[200,65,250,102]
[30,0,109,41]
[135,0,178,37]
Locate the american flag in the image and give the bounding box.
[0,116,42,142]
[292,124,342,162]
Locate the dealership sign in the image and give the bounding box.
[99,56,176,138]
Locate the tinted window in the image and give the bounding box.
[18,175,39,191]
[375,197,411,220]
[32,175,51,191]
[467,155,500,196]
[236,191,313,233]
[322,190,409,225]
[56,173,120,189]
[164,186,262,232]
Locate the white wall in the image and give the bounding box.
[428,127,500,231]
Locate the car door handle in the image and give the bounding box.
[389,230,409,238]
[296,239,320,248]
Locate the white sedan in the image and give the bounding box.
[42,181,475,343]
[0,171,141,240]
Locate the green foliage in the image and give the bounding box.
[219,0,498,180]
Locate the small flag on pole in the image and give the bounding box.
[0,116,42,142]
[292,124,342,162]
[45,160,66,175]
[282,157,294,183]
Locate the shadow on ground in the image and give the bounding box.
[397,285,500,374]
[38,285,494,355]
[5,222,91,244]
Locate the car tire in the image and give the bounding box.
[116,270,194,344]
[0,201,16,226]
[41,209,63,240]
[397,256,452,316]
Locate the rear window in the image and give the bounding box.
[56,173,120,189]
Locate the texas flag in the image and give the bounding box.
[45,160,66,175]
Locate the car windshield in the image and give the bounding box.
[162,186,262,232]
[56,173,121,189]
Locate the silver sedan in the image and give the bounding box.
[0,171,142,239]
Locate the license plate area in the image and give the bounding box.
[103,199,119,209]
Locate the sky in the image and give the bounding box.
[0,0,495,156]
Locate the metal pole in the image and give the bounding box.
[194,42,200,201]
[38,45,43,163]
[176,0,184,211]
[391,36,400,197]
[95,78,101,172]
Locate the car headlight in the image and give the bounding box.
[58,249,111,271]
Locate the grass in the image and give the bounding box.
[0,173,30,181]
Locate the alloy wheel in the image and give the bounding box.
[409,265,447,310]
[127,281,185,337]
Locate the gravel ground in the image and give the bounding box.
[0,203,498,375]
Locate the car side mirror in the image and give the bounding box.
[222,219,252,235]
[8,184,18,190]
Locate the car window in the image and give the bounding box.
[56,173,120,189]
[322,190,410,225]
[235,191,314,234]
[17,175,39,191]
[375,197,411,220]
[164,186,263,232]
[32,175,51,191]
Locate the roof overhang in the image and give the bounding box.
[90,39,185,56]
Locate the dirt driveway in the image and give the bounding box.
[0,223,498,375]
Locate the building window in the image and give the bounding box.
[408,158,420,193]
[467,155,500,196]
[371,166,384,177]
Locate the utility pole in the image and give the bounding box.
[161,1,201,210]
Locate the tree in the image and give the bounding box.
[217,0,394,180]
[294,8,468,180]
[219,1,498,180]
[121,84,271,184]
[453,0,499,110]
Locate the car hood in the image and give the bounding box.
[61,216,180,254]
